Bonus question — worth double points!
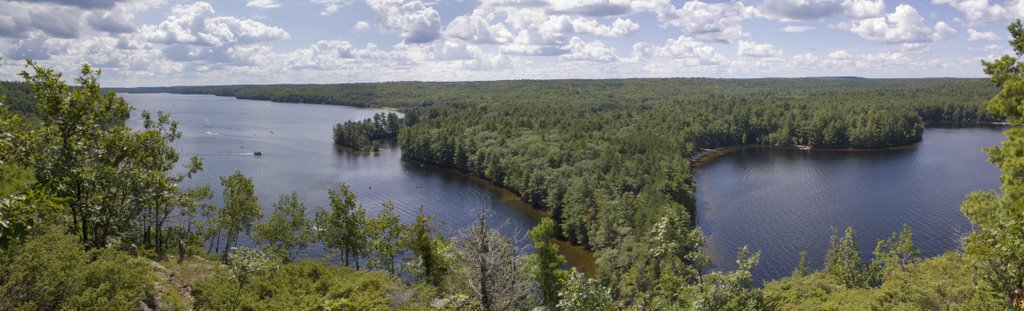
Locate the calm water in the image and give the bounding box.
[122,93,594,271]
[696,126,1005,283]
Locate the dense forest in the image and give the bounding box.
[4,20,1024,309]
[332,112,404,150]
[0,81,36,117]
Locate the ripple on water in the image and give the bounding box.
[696,127,1004,283]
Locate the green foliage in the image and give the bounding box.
[218,171,263,262]
[333,112,403,150]
[0,81,36,117]
[228,246,275,290]
[870,224,920,280]
[0,163,58,249]
[0,229,152,310]
[315,182,369,269]
[192,259,431,310]
[765,253,1001,310]
[824,227,871,288]
[368,200,404,274]
[8,61,195,254]
[254,192,313,262]
[529,217,568,307]
[607,206,707,307]
[792,251,808,278]
[557,268,616,311]
[967,18,1024,309]
[679,246,768,311]
[63,248,154,310]
[403,206,452,286]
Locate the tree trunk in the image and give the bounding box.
[221,232,232,263]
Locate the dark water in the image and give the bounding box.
[696,126,1005,283]
[121,93,595,272]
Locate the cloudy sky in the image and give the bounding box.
[0,0,1020,86]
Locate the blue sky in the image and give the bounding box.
[0,0,1021,86]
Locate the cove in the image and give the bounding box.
[122,93,596,274]
[695,125,1005,283]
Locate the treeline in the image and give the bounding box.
[0,81,36,117]
[332,112,403,150]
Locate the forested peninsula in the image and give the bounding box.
[124,78,998,245]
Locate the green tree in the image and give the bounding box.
[368,200,404,273]
[557,268,616,311]
[180,182,214,251]
[0,93,58,249]
[792,251,808,278]
[227,246,275,310]
[528,217,567,307]
[254,192,313,262]
[869,224,919,282]
[824,227,866,288]
[218,171,263,263]
[315,183,369,269]
[966,19,1024,308]
[681,247,767,310]
[403,206,451,286]
[19,62,132,247]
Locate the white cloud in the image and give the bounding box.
[967,28,1000,41]
[29,7,81,39]
[353,21,370,32]
[842,0,885,19]
[828,50,850,58]
[246,0,280,8]
[932,0,1024,26]
[0,14,31,38]
[87,10,136,34]
[638,0,755,42]
[783,25,815,32]
[443,10,513,44]
[630,41,653,60]
[311,0,352,16]
[792,52,818,64]
[655,35,724,64]
[847,4,956,44]
[761,0,843,20]
[367,0,442,44]
[139,2,289,46]
[760,0,884,20]
[560,36,617,62]
[548,0,636,16]
[737,40,782,57]
[539,16,639,38]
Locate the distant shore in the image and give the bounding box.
[691,122,1012,167]
[690,141,925,167]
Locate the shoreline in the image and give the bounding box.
[401,157,599,276]
[691,123,1012,167]
[689,141,924,167]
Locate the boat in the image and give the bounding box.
[254,151,263,156]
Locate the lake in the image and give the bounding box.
[121,93,595,272]
[123,93,1001,283]
[695,125,1005,283]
